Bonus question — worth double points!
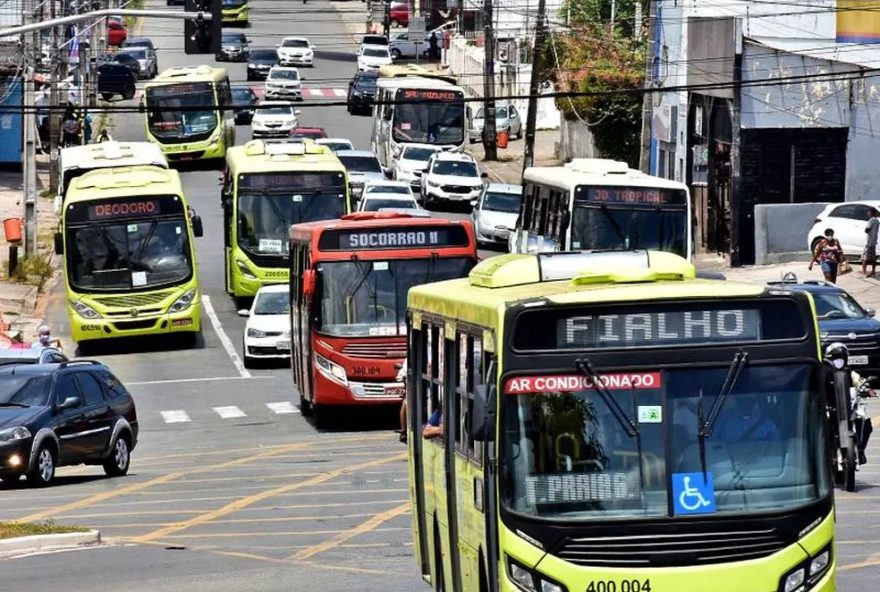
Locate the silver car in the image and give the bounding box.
[471,183,522,248]
[336,150,385,202]
[469,102,522,143]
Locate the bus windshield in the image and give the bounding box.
[67,217,193,291]
[571,205,687,256]
[393,90,465,145]
[500,364,827,520]
[146,82,218,142]
[316,257,474,337]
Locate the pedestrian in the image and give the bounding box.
[31,325,62,350]
[428,31,438,60]
[862,208,879,277]
[82,112,93,144]
[62,110,80,147]
[809,228,845,283]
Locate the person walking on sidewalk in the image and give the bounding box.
[809,228,845,284]
[862,208,879,277]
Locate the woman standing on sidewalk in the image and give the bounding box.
[809,228,845,283]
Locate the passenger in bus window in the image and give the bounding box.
[423,407,443,440]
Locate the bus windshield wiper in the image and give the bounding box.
[0,402,29,408]
[700,351,749,438]
[575,357,639,437]
[598,205,629,248]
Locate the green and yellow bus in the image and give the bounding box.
[223,139,351,300]
[55,165,204,345]
[406,250,835,592]
[143,65,235,162]
[221,0,248,24]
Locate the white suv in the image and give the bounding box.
[421,152,485,207]
[276,36,314,67]
[264,66,302,101]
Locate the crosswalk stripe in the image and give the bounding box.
[250,85,347,99]
[160,410,191,424]
[267,401,300,415]
[213,406,247,419]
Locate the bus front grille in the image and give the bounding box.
[556,528,787,567]
[92,290,174,308]
[342,342,406,359]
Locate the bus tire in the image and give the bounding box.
[299,392,313,416]
[478,550,489,592]
[313,403,329,429]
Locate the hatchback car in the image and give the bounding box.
[361,34,389,49]
[0,360,138,486]
[315,138,354,153]
[769,275,880,379]
[264,66,302,101]
[218,32,250,62]
[107,17,126,47]
[421,152,485,207]
[347,70,378,115]
[363,180,414,198]
[231,86,258,124]
[358,46,392,72]
[277,36,314,67]
[251,101,301,138]
[97,63,136,101]
[469,102,523,142]
[99,52,141,78]
[807,201,880,257]
[393,143,440,193]
[471,183,522,248]
[336,150,385,201]
[358,193,420,212]
[239,284,290,367]
[247,48,278,81]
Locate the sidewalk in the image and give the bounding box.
[468,129,561,185]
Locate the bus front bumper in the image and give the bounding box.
[314,372,405,406]
[69,305,201,342]
[157,134,226,161]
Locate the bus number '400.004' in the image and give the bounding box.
[587,580,651,592]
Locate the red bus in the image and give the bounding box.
[288,212,478,426]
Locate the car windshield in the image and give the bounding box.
[393,93,465,145]
[501,363,828,520]
[364,48,389,58]
[146,82,217,141]
[317,257,475,337]
[475,106,508,119]
[256,105,293,116]
[0,375,52,407]
[482,191,520,212]
[67,218,193,291]
[282,39,309,48]
[812,292,867,320]
[320,142,352,152]
[270,70,299,80]
[365,184,409,195]
[124,48,147,59]
[126,39,152,49]
[356,76,377,89]
[338,155,382,173]
[223,34,246,43]
[363,36,388,46]
[222,0,246,6]
[571,205,687,256]
[254,291,289,315]
[232,88,255,102]
[237,172,347,260]
[402,147,437,162]
[251,50,276,61]
[432,160,478,177]
[362,198,416,211]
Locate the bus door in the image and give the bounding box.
[291,242,314,405]
[377,94,393,170]
[218,78,236,150]
[221,170,234,293]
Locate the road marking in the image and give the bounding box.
[267,401,299,414]
[165,526,409,539]
[332,88,347,97]
[213,405,247,419]
[160,410,191,424]
[131,452,407,543]
[202,295,251,379]
[128,375,272,386]
[292,502,410,561]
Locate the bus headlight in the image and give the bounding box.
[169,289,197,313]
[506,556,567,592]
[810,548,830,577]
[315,353,347,386]
[236,260,257,280]
[779,544,832,592]
[70,299,102,319]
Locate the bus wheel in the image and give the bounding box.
[299,392,313,416]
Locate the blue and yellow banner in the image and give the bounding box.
[838,0,880,42]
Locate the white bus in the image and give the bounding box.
[510,158,694,260]
[370,66,466,174]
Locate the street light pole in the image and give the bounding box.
[481,0,497,160]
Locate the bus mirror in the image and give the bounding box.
[191,215,204,237]
[54,232,63,255]
[303,269,316,297]
[471,384,496,442]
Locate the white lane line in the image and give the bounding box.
[160,410,191,424]
[214,405,247,419]
[332,88,347,97]
[267,401,300,415]
[203,295,251,379]
[127,376,273,387]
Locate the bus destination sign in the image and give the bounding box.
[575,185,687,205]
[66,196,184,224]
[319,225,470,251]
[399,89,462,102]
[239,172,345,191]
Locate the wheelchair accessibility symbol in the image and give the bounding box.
[671,472,717,515]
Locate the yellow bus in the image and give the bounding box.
[221,0,248,24]
[143,65,235,162]
[222,139,351,300]
[406,250,835,592]
[55,165,204,345]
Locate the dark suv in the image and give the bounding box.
[347,70,378,115]
[98,63,137,100]
[0,360,138,487]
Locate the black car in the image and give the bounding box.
[769,275,880,379]
[247,48,278,81]
[218,32,250,62]
[0,347,67,365]
[97,63,137,100]
[231,86,258,124]
[347,70,378,115]
[0,360,138,487]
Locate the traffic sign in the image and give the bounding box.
[409,16,426,43]
[371,2,386,21]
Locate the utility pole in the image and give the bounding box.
[383,0,391,38]
[22,0,37,256]
[49,0,61,190]
[521,0,545,173]
[481,0,497,160]
[638,0,656,173]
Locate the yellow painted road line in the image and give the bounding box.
[292,502,410,561]
[132,452,407,543]
[17,440,316,523]
[163,526,410,539]
[87,513,384,529]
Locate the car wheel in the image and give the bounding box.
[242,340,255,368]
[27,443,55,487]
[515,126,523,140]
[123,89,135,100]
[247,72,254,81]
[103,433,131,477]
[101,92,114,101]
[391,48,401,60]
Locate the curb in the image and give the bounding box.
[0,529,101,559]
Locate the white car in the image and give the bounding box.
[808,200,880,255]
[358,46,392,72]
[363,180,414,198]
[358,193,421,212]
[239,284,290,367]
[264,66,302,101]
[421,152,485,207]
[393,144,441,195]
[315,138,354,153]
[251,101,300,138]
[276,36,314,67]
[471,183,522,248]
[389,32,429,60]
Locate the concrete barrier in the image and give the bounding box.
[754,202,831,265]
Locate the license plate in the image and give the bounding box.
[276,340,290,351]
[850,355,869,365]
[386,386,406,397]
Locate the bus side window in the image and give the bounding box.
[454,332,484,465]
[547,189,569,247]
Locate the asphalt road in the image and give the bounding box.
[1,1,879,588]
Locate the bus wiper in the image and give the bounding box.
[700,351,749,438]
[599,205,629,248]
[575,357,639,437]
[0,402,29,408]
